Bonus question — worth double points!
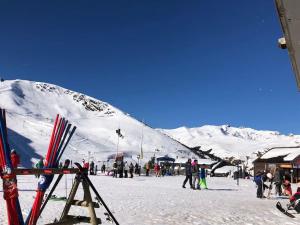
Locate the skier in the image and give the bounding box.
[192,159,200,189]
[199,167,207,189]
[129,162,134,178]
[182,159,193,189]
[124,161,129,178]
[10,149,20,168]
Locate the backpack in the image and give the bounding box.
[254,175,262,185]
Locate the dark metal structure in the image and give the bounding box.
[275,0,300,89]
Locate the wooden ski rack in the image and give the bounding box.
[12,165,119,225]
[44,170,103,225]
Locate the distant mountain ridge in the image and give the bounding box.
[160,125,300,162]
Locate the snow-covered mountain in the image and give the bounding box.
[0,80,193,167]
[160,125,300,163]
[2,79,299,168]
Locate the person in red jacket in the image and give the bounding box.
[10,149,20,168]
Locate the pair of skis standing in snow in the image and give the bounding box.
[182,159,207,189]
[0,111,76,225]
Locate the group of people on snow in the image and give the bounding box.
[153,163,175,177]
[182,159,208,190]
[112,161,139,178]
[254,167,293,199]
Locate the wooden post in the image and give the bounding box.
[82,179,98,225]
[59,175,81,221]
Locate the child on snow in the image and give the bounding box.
[199,167,207,189]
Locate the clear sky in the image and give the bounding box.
[0,1,299,134]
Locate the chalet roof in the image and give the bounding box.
[260,146,300,161]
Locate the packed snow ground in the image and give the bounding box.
[1,175,299,225]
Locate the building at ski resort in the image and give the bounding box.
[253,146,300,183]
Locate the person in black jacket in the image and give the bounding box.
[273,167,283,196]
[182,159,193,189]
[89,161,95,175]
[129,162,134,178]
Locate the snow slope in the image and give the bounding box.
[161,125,300,163]
[0,80,193,166]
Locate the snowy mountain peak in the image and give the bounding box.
[35,82,115,115]
[0,79,193,166]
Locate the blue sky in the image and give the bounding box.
[0,1,299,134]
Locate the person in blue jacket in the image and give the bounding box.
[254,171,271,198]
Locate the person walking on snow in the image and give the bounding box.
[199,167,208,189]
[182,159,193,189]
[192,159,200,189]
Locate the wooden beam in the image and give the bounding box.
[45,215,101,225]
[13,168,80,175]
[71,200,100,208]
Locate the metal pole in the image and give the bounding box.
[116,134,120,157]
[65,174,68,199]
